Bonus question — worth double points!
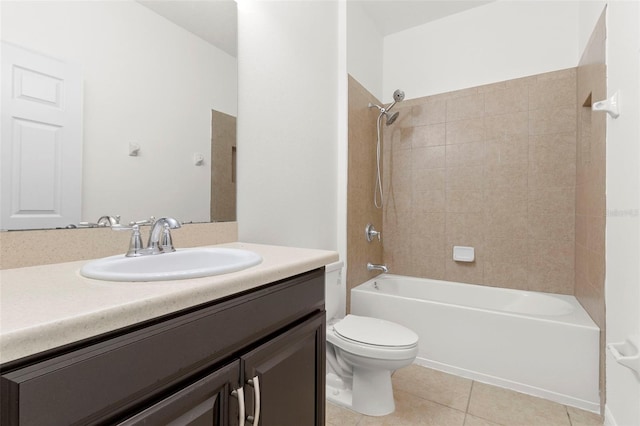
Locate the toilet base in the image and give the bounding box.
[326,372,356,413]
[325,369,395,417]
[352,366,395,416]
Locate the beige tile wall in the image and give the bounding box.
[346,76,384,311]
[575,10,607,409]
[382,69,578,294]
[211,110,237,222]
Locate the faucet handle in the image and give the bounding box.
[111,224,134,231]
[128,216,155,226]
[126,225,145,257]
[78,222,98,228]
[365,223,381,242]
[111,224,145,256]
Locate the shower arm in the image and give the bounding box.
[368,100,398,114]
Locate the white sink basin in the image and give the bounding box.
[80,247,263,282]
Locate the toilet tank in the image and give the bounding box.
[324,261,345,321]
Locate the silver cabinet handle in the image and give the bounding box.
[231,386,245,425]
[246,376,261,426]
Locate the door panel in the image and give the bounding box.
[118,360,241,426]
[242,313,325,426]
[0,41,82,230]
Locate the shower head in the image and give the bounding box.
[385,111,399,125]
[385,88,405,113]
[369,90,404,125]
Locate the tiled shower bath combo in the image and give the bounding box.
[345,13,606,418]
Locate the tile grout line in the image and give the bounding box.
[462,380,511,426]
[565,405,574,426]
[465,380,475,414]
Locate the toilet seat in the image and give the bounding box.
[333,315,418,348]
[328,315,418,361]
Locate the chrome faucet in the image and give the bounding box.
[367,262,388,273]
[147,217,182,255]
[114,216,181,257]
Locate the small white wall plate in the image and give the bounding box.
[453,246,475,262]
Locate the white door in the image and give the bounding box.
[1,42,82,230]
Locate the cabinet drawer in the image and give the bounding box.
[1,268,324,426]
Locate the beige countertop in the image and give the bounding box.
[0,242,339,364]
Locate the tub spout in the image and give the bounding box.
[367,262,388,273]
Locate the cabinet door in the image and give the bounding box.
[118,360,242,426]
[242,312,325,426]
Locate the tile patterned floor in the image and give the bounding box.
[326,365,604,426]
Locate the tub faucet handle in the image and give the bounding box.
[365,223,381,242]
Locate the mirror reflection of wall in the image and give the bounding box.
[211,110,236,222]
[0,0,237,230]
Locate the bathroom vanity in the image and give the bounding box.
[0,243,338,425]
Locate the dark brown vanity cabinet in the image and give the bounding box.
[118,359,242,425]
[1,268,326,426]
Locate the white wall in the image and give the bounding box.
[347,2,384,101]
[603,1,640,424]
[1,1,237,224]
[578,0,607,58]
[338,1,349,267]
[383,0,579,102]
[237,0,339,251]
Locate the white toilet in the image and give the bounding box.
[325,262,418,416]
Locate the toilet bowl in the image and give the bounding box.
[325,262,418,416]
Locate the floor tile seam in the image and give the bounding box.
[462,412,507,426]
[464,410,513,426]
[465,380,475,413]
[564,405,575,426]
[464,381,513,426]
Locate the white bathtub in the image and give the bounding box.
[351,274,600,413]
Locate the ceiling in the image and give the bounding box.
[137,1,495,58]
[357,1,495,36]
[137,0,238,57]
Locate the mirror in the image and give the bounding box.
[0,0,237,230]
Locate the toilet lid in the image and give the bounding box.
[333,314,418,347]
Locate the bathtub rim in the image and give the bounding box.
[353,273,598,329]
